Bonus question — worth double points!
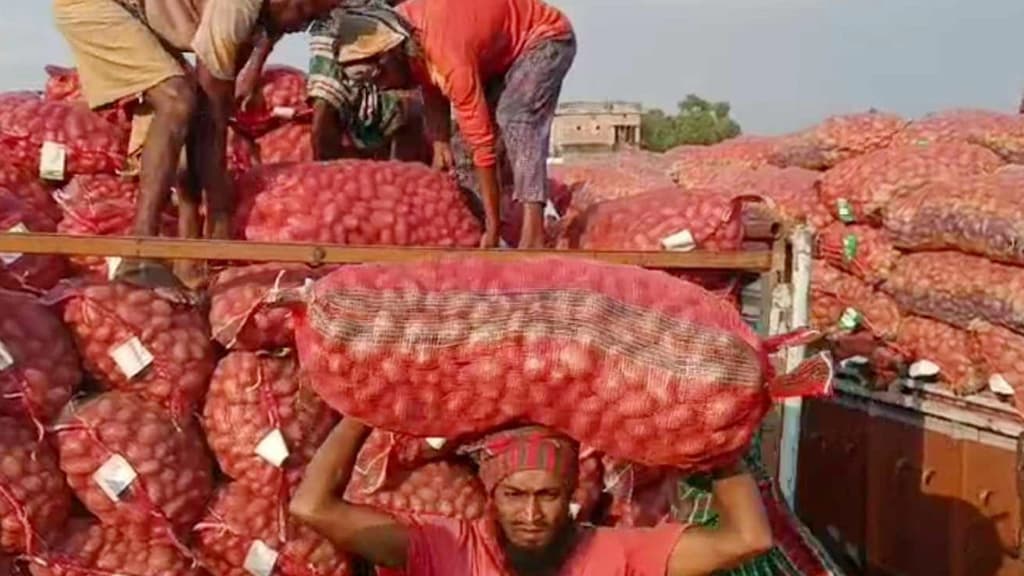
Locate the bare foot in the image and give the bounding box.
[112,258,193,304]
[173,259,209,291]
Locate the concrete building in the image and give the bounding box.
[550,101,643,156]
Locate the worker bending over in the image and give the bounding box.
[53,0,338,286]
[290,420,774,576]
[321,0,576,248]
[307,0,429,163]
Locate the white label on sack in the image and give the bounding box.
[989,374,1015,396]
[569,503,582,519]
[254,428,290,468]
[244,540,280,576]
[106,257,123,281]
[93,454,138,502]
[39,141,68,182]
[908,360,941,379]
[0,223,29,265]
[108,337,154,380]
[660,229,696,252]
[425,437,447,451]
[0,339,14,371]
[543,199,561,222]
[271,106,297,119]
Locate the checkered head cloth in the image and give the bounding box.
[463,427,579,493]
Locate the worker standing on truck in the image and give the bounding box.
[290,420,774,576]
[317,0,576,249]
[52,0,338,287]
[307,0,430,163]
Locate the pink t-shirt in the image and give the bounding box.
[405,517,686,576]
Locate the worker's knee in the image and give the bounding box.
[147,76,197,125]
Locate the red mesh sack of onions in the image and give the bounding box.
[208,264,329,351]
[0,290,81,427]
[894,316,985,395]
[54,175,177,277]
[892,108,1024,163]
[60,282,215,421]
[350,430,449,496]
[203,352,337,493]
[606,472,682,528]
[572,450,605,523]
[236,160,480,247]
[53,391,214,541]
[194,480,352,576]
[770,112,907,170]
[27,518,201,576]
[819,142,1003,224]
[346,460,487,521]
[667,136,780,188]
[971,322,1024,414]
[0,154,61,223]
[883,252,1024,334]
[41,66,134,129]
[816,223,899,285]
[291,257,833,472]
[0,92,128,179]
[257,123,314,165]
[233,66,312,138]
[810,263,901,340]
[552,153,675,217]
[0,189,68,292]
[0,417,71,556]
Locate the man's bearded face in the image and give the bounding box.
[493,469,574,551]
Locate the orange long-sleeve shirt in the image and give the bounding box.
[397,0,572,168]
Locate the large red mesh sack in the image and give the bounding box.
[236,160,480,246]
[41,66,134,129]
[668,136,780,188]
[0,417,71,556]
[811,263,901,340]
[54,175,177,277]
[233,66,312,138]
[61,283,215,421]
[0,290,81,427]
[770,112,908,170]
[606,472,682,528]
[0,92,128,178]
[971,322,1024,413]
[203,352,337,492]
[54,392,214,541]
[883,252,1024,334]
[228,129,260,175]
[0,156,61,223]
[28,519,200,576]
[675,165,831,231]
[884,166,1024,264]
[893,109,1024,163]
[349,430,450,496]
[195,480,352,576]
[0,189,68,292]
[894,316,985,395]
[257,123,314,165]
[816,223,899,285]
[552,152,675,215]
[572,450,604,523]
[346,460,487,521]
[293,258,832,471]
[209,264,329,350]
[819,142,1003,224]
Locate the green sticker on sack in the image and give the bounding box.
[836,199,855,223]
[842,234,859,262]
[838,307,862,331]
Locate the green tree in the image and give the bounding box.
[641,94,742,152]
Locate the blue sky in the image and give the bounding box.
[2,0,1022,134]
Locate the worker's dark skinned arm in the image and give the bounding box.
[195,63,235,240]
[475,164,501,248]
[235,33,278,105]
[290,419,410,569]
[667,463,774,576]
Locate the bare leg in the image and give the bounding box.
[518,201,545,249]
[312,99,344,161]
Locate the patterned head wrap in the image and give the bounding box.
[462,427,580,494]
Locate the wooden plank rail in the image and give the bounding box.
[0,232,774,271]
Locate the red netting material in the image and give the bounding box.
[0,155,61,223]
[61,283,215,422]
[884,166,1024,264]
[208,264,330,351]
[0,417,71,555]
[234,160,480,247]
[770,112,908,170]
[668,136,780,188]
[816,223,899,285]
[294,258,814,471]
[233,66,312,138]
[810,263,901,340]
[0,189,68,292]
[27,519,200,576]
[971,322,1024,414]
[894,316,985,395]
[883,252,1024,333]
[892,109,1024,163]
[351,431,447,495]
[819,142,1003,224]
[0,290,81,428]
[195,481,352,576]
[257,124,314,166]
[203,352,337,493]
[54,392,214,541]
[606,472,681,528]
[346,461,487,521]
